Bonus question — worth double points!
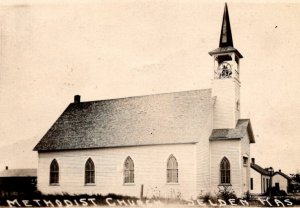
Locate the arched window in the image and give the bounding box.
[50,159,59,185]
[124,156,134,184]
[85,158,95,184]
[167,155,178,183]
[220,157,230,184]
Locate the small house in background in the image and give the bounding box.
[272,170,292,193]
[250,158,270,195]
[0,167,37,197]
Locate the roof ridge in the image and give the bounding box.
[2,168,36,171]
[274,171,291,180]
[250,163,269,175]
[73,88,212,104]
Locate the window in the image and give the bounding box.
[50,159,59,185]
[250,178,253,190]
[124,156,134,184]
[85,158,95,184]
[275,182,280,190]
[243,157,248,166]
[220,157,230,184]
[167,155,178,183]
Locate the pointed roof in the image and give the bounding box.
[34,89,213,151]
[209,3,243,58]
[209,119,255,143]
[219,3,233,47]
[250,163,270,176]
[273,171,292,180]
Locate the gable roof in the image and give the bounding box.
[274,171,292,180]
[34,89,213,151]
[250,163,269,176]
[209,119,255,143]
[0,169,37,177]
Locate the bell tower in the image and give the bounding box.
[209,3,243,129]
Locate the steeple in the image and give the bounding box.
[209,3,242,58]
[210,3,242,129]
[219,3,233,47]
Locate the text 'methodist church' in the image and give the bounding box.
[34,4,256,199]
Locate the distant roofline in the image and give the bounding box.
[0,168,37,177]
[250,163,269,176]
[273,171,292,180]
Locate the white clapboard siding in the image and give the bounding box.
[241,132,251,195]
[196,101,213,195]
[272,174,289,192]
[37,144,198,199]
[235,80,240,122]
[210,140,242,197]
[250,168,263,194]
[209,131,251,198]
[212,79,240,129]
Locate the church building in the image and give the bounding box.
[34,4,255,199]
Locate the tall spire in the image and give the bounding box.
[219,3,233,47]
[209,3,242,58]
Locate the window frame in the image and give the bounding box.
[220,157,231,185]
[243,156,248,167]
[85,158,95,185]
[166,154,178,184]
[49,159,59,185]
[123,156,134,184]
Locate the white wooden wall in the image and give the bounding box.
[262,175,270,193]
[212,79,240,129]
[241,132,250,194]
[209,133,251,198]
[196,98,213,196]
[250,169,262,194]
[272,174,289,192]
[37,144,199,199]
[210,140,242,196]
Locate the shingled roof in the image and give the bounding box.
[274,171,292,180]
[210,119,255,143]
[251,163,269,176]
[34,89,213,151]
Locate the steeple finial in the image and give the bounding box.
[219,3,233,47]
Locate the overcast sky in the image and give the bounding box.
[0,0,299,174]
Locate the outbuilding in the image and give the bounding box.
[0,167,37,197]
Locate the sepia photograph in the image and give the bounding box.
[0,0,299,207]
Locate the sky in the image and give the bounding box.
[0,0,299,174]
